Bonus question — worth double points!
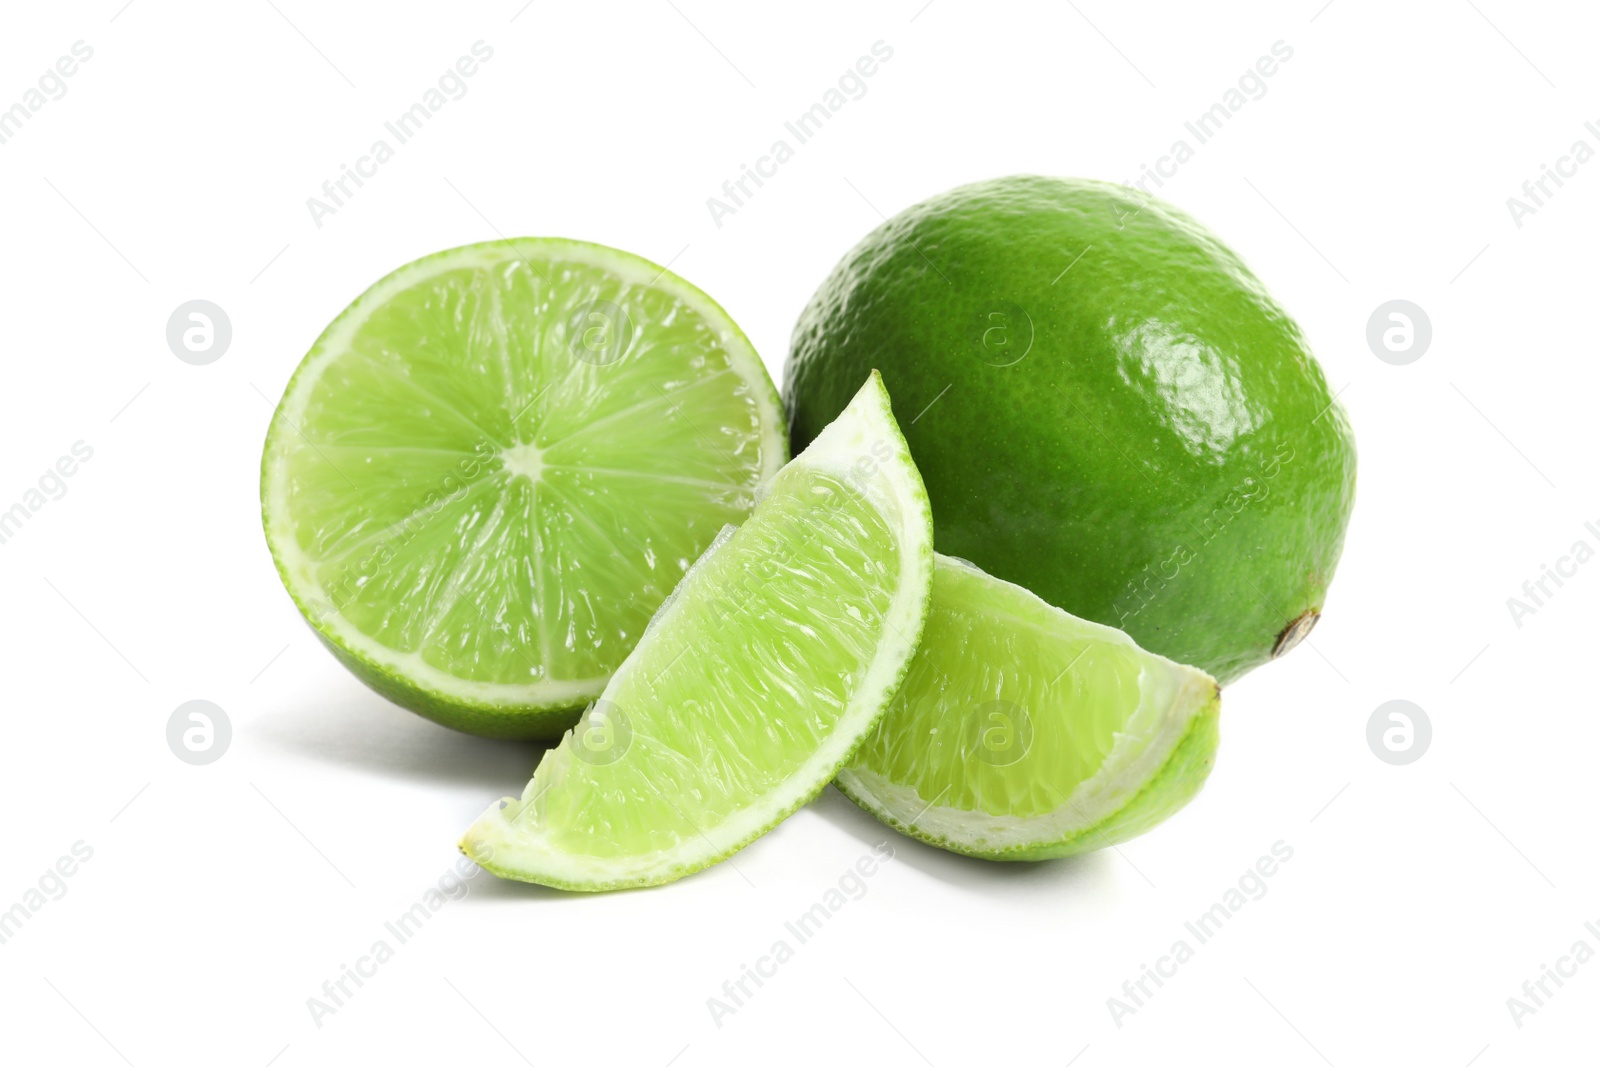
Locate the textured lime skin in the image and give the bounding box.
[785,176,1357,683]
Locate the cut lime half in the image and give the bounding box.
[837,555,1220,861]
[260,239,785,738]
[461,372,934,890]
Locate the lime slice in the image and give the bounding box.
[836,555,1220,861]
[461,372,934,890]
[260,239,785,738]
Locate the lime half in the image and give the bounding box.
[462,372,934,890]
[261,239,785,738]
[837,555,1219,861]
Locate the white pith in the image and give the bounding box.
[498,441,545,482]
[836,556,1217,852]
[461,374,934,888]
[261,240,787,714]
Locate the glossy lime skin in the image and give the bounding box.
[785,177,1356,683]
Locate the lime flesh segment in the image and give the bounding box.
[461,372,934,890]
[261,239,785,738]
[836,555,1219,861]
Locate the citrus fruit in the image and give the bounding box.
[785,176,1357,683]
[261,238,785,739]
[460,372,934,891]
[837,554,1219,860]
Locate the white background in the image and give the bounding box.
[1,1,1595,1064]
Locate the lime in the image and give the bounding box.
[261,239,785,739]
[838,554,1219,860]
[461,373,934,891]
[785,176,1357,683]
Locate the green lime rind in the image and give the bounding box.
[261,238,786,739]
[785,175,1356,684]
[307,632,559,740]
[460,372,935,891]
[1039,698,1220,859]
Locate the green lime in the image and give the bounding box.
[261,239,785,739]
[838,554,1219,860]
[461,373,934,891]
[785,176,1356,683]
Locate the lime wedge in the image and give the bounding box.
[260,239,785,738]
[836,555,1220,861]
[461,372,934,890]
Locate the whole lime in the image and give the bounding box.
[784,176,1355,683]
